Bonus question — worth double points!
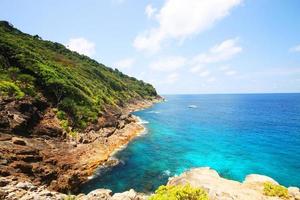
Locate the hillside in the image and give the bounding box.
[0,21,160,193]
[0,21,157,129]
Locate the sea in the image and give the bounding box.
[81,93,300,193]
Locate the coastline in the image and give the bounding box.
[66,98,162,191]
[0,97,162,196]
[2,167,299,200]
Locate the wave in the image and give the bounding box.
[188,105,198,108]
[163,170,171,176]
[147,110,161,114]
[136,116,149,124]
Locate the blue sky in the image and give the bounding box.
[1,0,300,94]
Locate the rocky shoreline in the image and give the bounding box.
[1,167,299,200]
[2,96,300,200]
[0,96,162,198]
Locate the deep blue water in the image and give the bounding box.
[81,94,300,193]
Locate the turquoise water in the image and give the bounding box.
[81,94,300,193]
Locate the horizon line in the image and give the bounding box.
[159,92,300,96]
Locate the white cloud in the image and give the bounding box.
[66,37,95,56]
[192,38,242,65]
[149,56,186,71]
[290,44,300,52]
[134,0,242,52]
[114,58,135,69]
[145,4,157,19]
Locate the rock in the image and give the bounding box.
[11,161,33,174]
[243,174,279,185]
[288,187,300,200]
[0,177,9,187]
[112,189,137,200]
[117,121,125,129]
[16,181,34,190]
[0,159,8,165]
[0,134,12,141]
[167,167,283,200]
[12,137,26,146]
[84,189,112,200]
[0,189,8,200]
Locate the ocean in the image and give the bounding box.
[81,93,300,193]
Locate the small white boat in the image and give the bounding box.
[188,105,198,108]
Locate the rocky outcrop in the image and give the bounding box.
[1,167,299,200]
[0,176,147,200]
[167,167,300,200]
[0,96,160,194]
[0,97,48,135]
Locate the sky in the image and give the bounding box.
[0,0,300,94]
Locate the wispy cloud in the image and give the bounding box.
[145,4,157,19]
[192,38,242,65]
[134,0,242,53]
[188,38,241,81]
[65,37,95,56]
[290,44,300,52]
[149,56,186,71]
[114,58,135,69]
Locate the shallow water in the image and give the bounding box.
[81,94,300,193]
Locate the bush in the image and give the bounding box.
[149,184,209,200]
[263,182,288,198]
[0,80,24,99]
[57,110,67,120]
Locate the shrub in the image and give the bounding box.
[263,182,288,198]
[60,119,69,131]
[149,184,209,200]
[68,131,77,138]
[57,110,67,120]
[0,80,24,99]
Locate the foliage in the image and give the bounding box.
[64,194,76,200]
[263,182,288,198]
[0,80,24,99]
[149,185,209,200]
[0,21,158,129]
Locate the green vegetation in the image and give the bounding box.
[263,182,288,198]
[149,185,209,200]
[64,194,76,200]
[0,21,157,129]
[0,80,24,99]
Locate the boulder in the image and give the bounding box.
[16,181,35,190]
[243,174,279,185]
[288,187,300,200]
[84,189,112,200]
[112,189,136,200]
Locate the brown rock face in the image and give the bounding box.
[0,97,48,135]
[0,96,160,194]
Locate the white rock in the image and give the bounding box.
[16,182,34,190]
[288,187,300,200]
[85,188,112,200]
[243,174,279,185]
[112,189,137,200]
